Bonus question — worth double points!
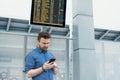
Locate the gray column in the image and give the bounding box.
[72,0,96,80]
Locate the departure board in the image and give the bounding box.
[30,0,67,27]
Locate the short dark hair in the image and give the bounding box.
[37,32,51,41]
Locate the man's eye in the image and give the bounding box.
[43,43,46,44]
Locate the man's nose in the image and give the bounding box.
[44,44,48,47]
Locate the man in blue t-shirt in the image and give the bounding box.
[24,32,58,80]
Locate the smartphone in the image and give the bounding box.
[48,58,56,63]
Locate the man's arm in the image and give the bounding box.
[26,62,56,78]
[26,67,43,78]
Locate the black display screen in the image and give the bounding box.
[30,0,67,27]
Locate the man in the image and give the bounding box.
[24,31,58,80]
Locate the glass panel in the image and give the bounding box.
[0,34,24,80]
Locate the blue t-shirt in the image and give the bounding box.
[24,46,54,80]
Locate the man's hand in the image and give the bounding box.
[52,63,58,75]
[52,62,57,68]
[43,61,55,70]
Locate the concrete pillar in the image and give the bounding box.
[72,0,96,80]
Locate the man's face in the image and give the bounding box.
[38,38,51,51]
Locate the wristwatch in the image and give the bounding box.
[42,66,46,71]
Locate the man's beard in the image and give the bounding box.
[39,45,48,51]
[42,47,48,51]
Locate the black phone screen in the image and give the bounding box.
[49,58,56,63]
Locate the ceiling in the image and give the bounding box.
[0,17,120,42]
[0,17,70,39]
[95,28,120,42]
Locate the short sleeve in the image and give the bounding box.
[23,53,35,73]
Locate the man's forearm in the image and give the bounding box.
[26,67,43,78]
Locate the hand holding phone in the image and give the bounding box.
[48,58,56,63]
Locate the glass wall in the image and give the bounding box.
[95,40,120,80]
[0,34,68,80]
[0,34,24,80]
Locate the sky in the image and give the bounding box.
[93,0,120,30]
[0,0,72,24]
[0,0,120,31]
[0,0,31,20]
